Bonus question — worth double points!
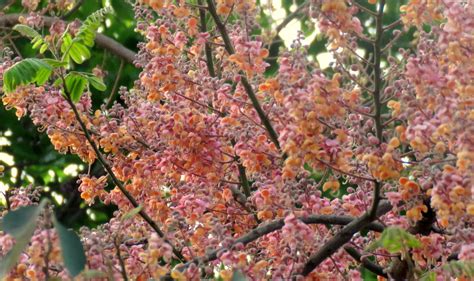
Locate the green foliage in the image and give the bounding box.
[42,58,69,68]
[52,216,86,277]
[367,227,421,254]
[13,24,49,54]
[0,200,47,278]
[86,75,107,91]
[64,72,88,102]
[361,267,378,281]
[63,72,106,102]
[419,271,437,281]
[61,7,111,64]
[82,270,107,278]
[76,7,112,47]
[61,33,92,64]
[1,0,139,231]
[2,58,53,93]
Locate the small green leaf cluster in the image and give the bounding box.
[2,8,111,102]
[367,227,421,254]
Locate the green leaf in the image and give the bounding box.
[13,24,41,38]
[258,9,271,29]
[300,16,315,37]
[86,75,106,91]
[35,67,54,86]
[231,270,248,281]
[52,216,86,277]
[39,43,49,54]
[3,58,53,93]
[32,38,43,49]
[64,73,88,102]
[61,33,73,55]
[0,200,47,278]
[60,7,111,65]
[13,25,49,54]
[41,58,68,68]
[121,205,143,221]
[367,227,421,254]
[111,0,134,20]
[70,43,91,64]
[419,271,436,281]
[361,267,378,281]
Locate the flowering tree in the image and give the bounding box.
[0,0,473,280]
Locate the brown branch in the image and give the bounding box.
[368,0,386,220]
[383,18,402,31]
[62,0,85,19]
[274,2,309,35]
[194,1,251,202]
[114,236,129,281]
[164,206,388,278]
[106,59,124,108]
[300,200,391,276]
[60,74,184,262]
[344,246,388,278]
[300,2,388,276]
[198,0,216,77]
[313,157,375,182]
[206,0,282,152]
[0,14,136,64]
[352,2,378,17]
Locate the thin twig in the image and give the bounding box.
[62,0,85,19]
[106,59,124,108]
[114,236,129,281]
[313,157,375,182]
[383,18,402,31]
[198,0,216,78]
[275,2,309,35]
[381,29,403,53]
[300,201,391,276]
[164,205,388,278]
[344,246,388,278]
[368,0,387,220]
[352,2,378,17]
[0,14,136,63]
[206,0,282,153]
[60,74,184,262]
[300,1,387,275]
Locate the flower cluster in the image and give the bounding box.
[1,0,473,280]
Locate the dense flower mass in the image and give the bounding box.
[0,0,473,280]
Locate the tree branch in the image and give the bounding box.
[198,0,216,77]
[62,0,85,19]
[274,2,309,35]
[300,201,392,276]
[368,0,386,220]
[0,14,136,64]
[106,59,124,108]
[60,74,184,262]
[301,3,389,274]
[114,236,129,281]
[166,205,388,278]
[206,0,282,152]
[344,246,388,278]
